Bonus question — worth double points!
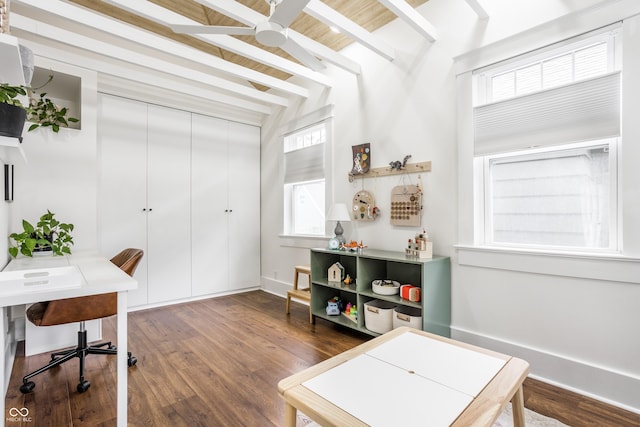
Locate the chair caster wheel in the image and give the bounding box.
[77,380,91,393]
[128,356,137,367]
[20,381,35,394]
[108,345,117,351]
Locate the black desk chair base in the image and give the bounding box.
[20,322,137,394]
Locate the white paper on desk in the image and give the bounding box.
[0,266,83,297]
[366,332,507,397]
[303,354,473,427]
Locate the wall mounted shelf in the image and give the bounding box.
[348,161,431,182]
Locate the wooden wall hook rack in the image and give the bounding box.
[348,161,431,182]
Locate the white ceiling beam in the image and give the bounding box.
[376,0,439,43]
[304,0,395,61]
[287,32,361,75]
[103,0,334,86]
[17,37,272,115]
[463,0,489,19]
[193,0,361,75]
[10,13,288,108]
[15,0,309,98]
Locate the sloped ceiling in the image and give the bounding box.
[7,0,489,117]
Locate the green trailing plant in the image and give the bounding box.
[0,74,79,133]
[9,210,74,258]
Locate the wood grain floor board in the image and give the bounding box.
[5,290,639,426]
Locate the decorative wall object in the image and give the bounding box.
[348,160,431,182]
[4,163,13,202]
[390,184,422,226]
[350,143,370,175]
[389,154,411,171]
[351,190,378,221]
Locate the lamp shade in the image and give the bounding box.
[326,203,351,222]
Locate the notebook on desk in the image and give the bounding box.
[0,266,83,297]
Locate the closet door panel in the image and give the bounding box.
[97,94,149,307]
[227,121,260,290]
[147,105,192,304]
[191,113,229,296]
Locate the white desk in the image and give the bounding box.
[1,251,137,427]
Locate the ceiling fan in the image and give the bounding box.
[170,0,325,71]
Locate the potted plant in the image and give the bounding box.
[0,82,28,139]
[8,210,74,257]
[0,74,79,139]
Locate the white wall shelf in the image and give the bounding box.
[0,33,25,86]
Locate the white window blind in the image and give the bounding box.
[284,142,325,184]
[474,72,621,155]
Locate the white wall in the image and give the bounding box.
[8,57,98,252]
[260,0,640,413]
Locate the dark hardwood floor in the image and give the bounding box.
[5,291,640,426]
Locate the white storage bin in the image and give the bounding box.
[364,300,396,334]
[392,306,422,330]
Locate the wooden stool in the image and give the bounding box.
[286,265,312,323]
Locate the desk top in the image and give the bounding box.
[278,327,530,427]
[0,251,138,306]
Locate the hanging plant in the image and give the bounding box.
[0,74,79,135]
[26,74,79,132]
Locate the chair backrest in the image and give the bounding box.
[27,248,144,327]
[110,248,144,277]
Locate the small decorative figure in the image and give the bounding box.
[326,297,342,316]
[389,154,412,171]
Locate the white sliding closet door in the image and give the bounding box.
[228,121,260,290]
[191,113,229,296]
[146,105,192,304]
[98,94,149,307]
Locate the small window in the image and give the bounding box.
[283,122,327,236]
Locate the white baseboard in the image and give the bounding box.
[451,326,640,414]
[261,276,291,298]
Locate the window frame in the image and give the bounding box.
[472,26,622,255]
[279,106,334,241]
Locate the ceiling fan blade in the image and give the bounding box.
[170,24,255,36]
[269,0,312,28]
[281,38,325,71]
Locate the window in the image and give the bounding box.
[483,140,615,249]
[473,26,621,252]
[283,122,327,236]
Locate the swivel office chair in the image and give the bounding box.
[19,248,144,394]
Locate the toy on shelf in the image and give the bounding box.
[406,230,432,259]
[340,240,367,253]
[342,302,358,323]
[326,297,342,316]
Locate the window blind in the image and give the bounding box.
[474,71,620,155]
[284,143,325,184]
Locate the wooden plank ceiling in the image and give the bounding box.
[68,0,428,88]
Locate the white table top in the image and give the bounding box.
[0,251,137,306]
[302,331,508,427]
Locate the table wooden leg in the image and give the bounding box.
[511,385,526,427]
[284,402,297,427]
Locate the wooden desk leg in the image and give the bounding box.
[511,385,526,427]
[284,402,297,427]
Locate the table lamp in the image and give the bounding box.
[327,203,351,244]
